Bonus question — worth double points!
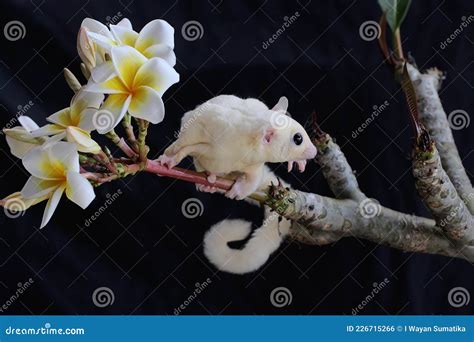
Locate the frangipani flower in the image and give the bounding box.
[80,18,176,82]
[86,46,179,132]
[31,90,104,154]
[4,116,42,158]
[21,142,95,228]
[2,191,50,214]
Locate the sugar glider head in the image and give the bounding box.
[260,97,317,172]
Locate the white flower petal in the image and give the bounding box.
[133,57,179,96]
[47,141,80,174]
[66,171,95,209]
[23,146,63,180]
[45,108,71,127]
[136,19,174,51]
[116,18,133,30]
[111,46,147,87]
[5,128,39,158]
[18,116,39,132]
[85,75,128,94]
[81,18,114,38]
[70,90,104,118]
[66,127,101,154]
[30,124,65,137]
[91,61,116,83]
[39,131,67,150]
[3,191,49,212]
[40,185,65,228]
[96,94,132,133]
[143,44,176,66]
[77,108,98,131]
[21,176,59,199]
[110,24,139,46]
[87,31,117,51]
[129,86,165,124]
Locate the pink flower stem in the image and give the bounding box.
[143,159,234,190]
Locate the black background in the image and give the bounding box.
[0,0,473,315]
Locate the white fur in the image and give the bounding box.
[203,166,292,274]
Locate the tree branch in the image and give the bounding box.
[413,138,474,244]
[313,131,365,202]
[265,185,474,263]
[407,63,474,213]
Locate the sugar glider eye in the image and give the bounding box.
[293,133,303,145]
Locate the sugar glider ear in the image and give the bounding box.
[262,126,276,144]
[272,96,289,114]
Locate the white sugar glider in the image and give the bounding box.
[158,95,317,273]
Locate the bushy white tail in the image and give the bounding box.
[203,167,291,274]
[203,207,290,274]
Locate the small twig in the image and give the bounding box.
[95,150,117,174]
[136,119,150,163]
[105,130,138,159]
[122,113,138,151]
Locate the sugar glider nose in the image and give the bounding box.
[304,144,317,159]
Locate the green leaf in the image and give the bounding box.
[378,0,412,32]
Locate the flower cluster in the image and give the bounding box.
[2,17,179,227]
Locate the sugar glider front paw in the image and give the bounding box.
[157,154,177,169]
[196,184,219,193]
[225,176,255,200]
